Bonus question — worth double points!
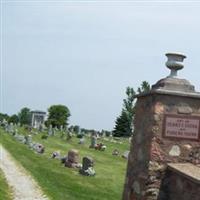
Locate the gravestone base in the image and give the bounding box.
[79,168,95,176]
[65,162,81,168]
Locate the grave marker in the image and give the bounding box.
[79,156,95,176]
[65,149,80,168]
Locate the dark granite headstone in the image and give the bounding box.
[79,156,95,176]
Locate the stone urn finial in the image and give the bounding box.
[165,52,186,77]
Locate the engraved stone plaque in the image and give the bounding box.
[163,114,200,140]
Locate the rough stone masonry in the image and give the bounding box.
[123,52,200,200]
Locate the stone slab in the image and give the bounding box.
[167,163,200,184]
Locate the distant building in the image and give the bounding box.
[31,110,46,128]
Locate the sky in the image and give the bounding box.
[1,0,200,131]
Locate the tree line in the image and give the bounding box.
[0,105,70,128]
[0,81,150,137]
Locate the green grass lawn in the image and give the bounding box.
[0,168,13,200]
[0,128,129,200]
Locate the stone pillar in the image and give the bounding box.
[123,52,200,200]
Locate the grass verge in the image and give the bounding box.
[0,167,13,200]
[0,128,129,200]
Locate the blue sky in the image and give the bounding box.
[1,1,200,130]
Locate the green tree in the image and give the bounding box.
[8,114,19,124]
[113,87,136,137]
[46,105,70,128]
[0,113,9,122]
[113,81,151,137]
[18,107,31,125]
[113,110,131,137]
[137,81,151,94]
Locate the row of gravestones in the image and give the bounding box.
[1,121,129,158]
[89,133,130,160]
[0,118,114,137]
[0,120,124,147]
[0,121,103,149]
[51,147,129,177]
[0,120,72,137]
[0,122,96,177]
[47,126,118,145]
[1,121,129,167]
[14,133,45,154]
[1,122,45,154]
[58,149,96,176]
[49,149,96,176]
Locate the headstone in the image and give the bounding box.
[33,143,45,154]
[110,132,113,138]
[51,151,60,159]
[38,124,43,132]
[65,149,81,168]
[112,149,120,156]
[101,130,105,137]
[8,123,14,134]
[79,137,85,144]
[14,134,26,144]
[4,121,9,132]
[79,157,95,176]
[89,132,97,148]
[13,128,18,136]
[48,125,53,136]
[52,127,56,135]
[66,131,72,141]
[77,126,81,135]
[79,156,95,176]
[25,135,32,146]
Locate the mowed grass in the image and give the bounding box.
[0,168,13,200]
[0,128,130,200]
